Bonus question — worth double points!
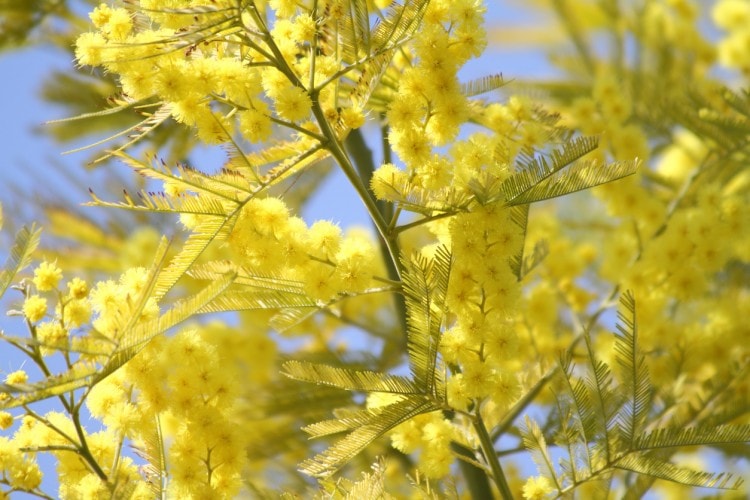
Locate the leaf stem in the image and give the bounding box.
[473,411,513,499]
[312,103,403,279]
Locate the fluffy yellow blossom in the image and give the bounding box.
[62,298,91,328]
[523,475,554,499]
[67,277,89,299]
[238,104,273,143]
[74,32,108,67]
[22,295,47,323]
[713,0,750,30]
[0,412,13,430]
[307,220,342,260]
[36,322,68,354]
[4,370,28,385]
[371,163,407,201]
[32,261,62,291]
[273,86,312,122]
[340,107,366,129]
[8,459,42,490]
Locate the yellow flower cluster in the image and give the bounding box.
[714,0,750,73]
[74,0,373,150]
[116,325,252,498]
[228,196,381,303]
[390,411,456,479]
[385,0,485,168]
[441,204,524,413]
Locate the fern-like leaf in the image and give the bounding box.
[62,103,172,163]
[299,396,439,477]
[402,246,451,398]
[0,366,98,410]
[342,458,388,500]
[614,454,743,489]
[282,360,421,395]
[0,223,41,298]
[581,333,620,461]
[87,189,230,216]
[613,291,651,448]
[198,290,316,314]
[635,425,750,451]
[521,416,562,491]
[557,351,597,472]
[112,152,250,202]
[130,415,167,497]
[94,271,236,384]
[461,74,507,97]
[503,157,641,206]
[152,213,237,301]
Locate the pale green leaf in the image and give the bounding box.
[282,360,420,394]
[0,223,41,298]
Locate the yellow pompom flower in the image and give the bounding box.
[420,441,454,479]
[22,295,47,323]
[390,420,422,454]
[33,261,63,291]
[273,86,312,122]
[89,3,112,28]
[307,220,342,260]
[238,105,272,143]
[75,32,108,67]
[8,459,43,490]
[0,412,13,430]
[67,277,89,299]
[302,262,340,303]
[270,0,297,18]
[713,0,750,30]
[102,8,133,41]
[333,234,376,293]
[36,322,68,354]
[522,475,554,499]
[5,370,28,385]
[340,107,366,129]
[371,163,407,201]
[292,13,317,42]
[390,126,431,168]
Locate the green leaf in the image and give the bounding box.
[581,333,620,461]
[0,365,98,410]
[87,189,229,216]
[635,425,750,451]
[93,271,236,384]
[0,223,41,298]
[503,157,641,206]
[557,351,598,473]
[198,290,316,314]
[613,291,652,448]
[299,396,439,477]
[402,246,451,399]
[129,415,167,497]
[110,152,251,202]
[521,415,562,491]
[282,360,421,395]
[614,454,743,490]
[152,213,237,301]
[461,74,508,97]
[62,103,173,163]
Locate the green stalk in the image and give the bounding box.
[473,412,513,499]
[309,99,403,279]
